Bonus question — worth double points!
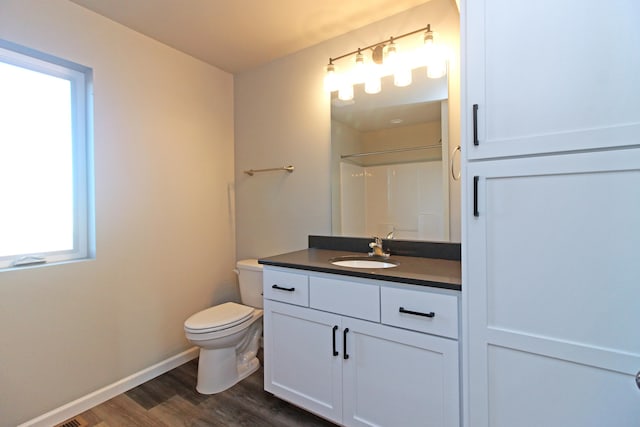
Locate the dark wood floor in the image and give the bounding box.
[64,352,337,427]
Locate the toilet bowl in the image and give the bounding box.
[184,259,264,394]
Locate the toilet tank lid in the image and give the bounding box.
[236,259,263,271]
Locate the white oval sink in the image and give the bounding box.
[330,256,398,269]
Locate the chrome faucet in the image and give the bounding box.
[368,236,390,258]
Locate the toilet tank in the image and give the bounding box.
[236,259,263,308]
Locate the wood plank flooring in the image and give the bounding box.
[66,353,337,427]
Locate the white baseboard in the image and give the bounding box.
[18,346,199,427]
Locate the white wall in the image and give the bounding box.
[0,1,235,425]
[235,0,460,259]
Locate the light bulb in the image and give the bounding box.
[424,28,434,49]
[324,62,340,92]
[427,60,447,79]
[338,83,354,101]
[363,61,382,94]
[385,39,411,87]
[386,40,398,69]
[394,68,412,87]
[423,29,436,66]
[352,50,366,84]
[364,75,381,94]
[424,28,447,79]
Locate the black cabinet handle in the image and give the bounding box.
[343,328,350,360]
[399,307,435,318]
[271,284,295,292]
[332,325,339,356]
[473,175,479,217]
[473,104,479,146]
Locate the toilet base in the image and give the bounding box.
[237,357,260,383]
[195,346,260,394]
[187,308,263,395]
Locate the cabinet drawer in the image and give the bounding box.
[381,287,458,339]
[309,276,380,322]
[263,268,309,307]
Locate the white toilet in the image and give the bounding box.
[184,259,264,394]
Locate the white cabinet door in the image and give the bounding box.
[465,0,640,159]
[465,149,640,427]
[263,300,342,423]
[342,318,459,427]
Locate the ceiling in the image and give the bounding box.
[69,0,432,74]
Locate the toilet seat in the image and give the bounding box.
[184,302,255,334]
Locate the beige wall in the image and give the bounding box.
[234,46,331,259]
[0,1,236,425]
[235,0,460,258]
[360,121,443,166]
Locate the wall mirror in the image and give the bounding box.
[331,71,455,242]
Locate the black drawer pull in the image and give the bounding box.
[343,328,350,360]
[332,325,339,356]
[399,307,435,318]
[271,284,295,292]
[473,175,479,217]
[473,104,479,146]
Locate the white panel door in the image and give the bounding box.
[465,148,640,427]
[465,0,640,159]
[342,318,460,427]
[263,300,342,423]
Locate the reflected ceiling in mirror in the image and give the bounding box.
[331,71,454,242]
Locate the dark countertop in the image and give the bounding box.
[259,248,461,291]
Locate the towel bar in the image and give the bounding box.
[244,165,295,176]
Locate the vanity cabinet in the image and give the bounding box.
[465,0,640,159]
[263,267,460,427]
[265,300,343,421]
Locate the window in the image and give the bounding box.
[0,40,94,269]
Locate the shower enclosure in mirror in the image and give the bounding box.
[331,72,453,241]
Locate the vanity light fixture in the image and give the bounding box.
[423,26,447,79]
[324,24,447,99]
[352,49,366,84]
[338,82,354,101]
[364,75,382,94]
[364,59,382,94]
[324,61,340,93]
[385,37,411,88]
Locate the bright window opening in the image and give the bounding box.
[0,40,94,269]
